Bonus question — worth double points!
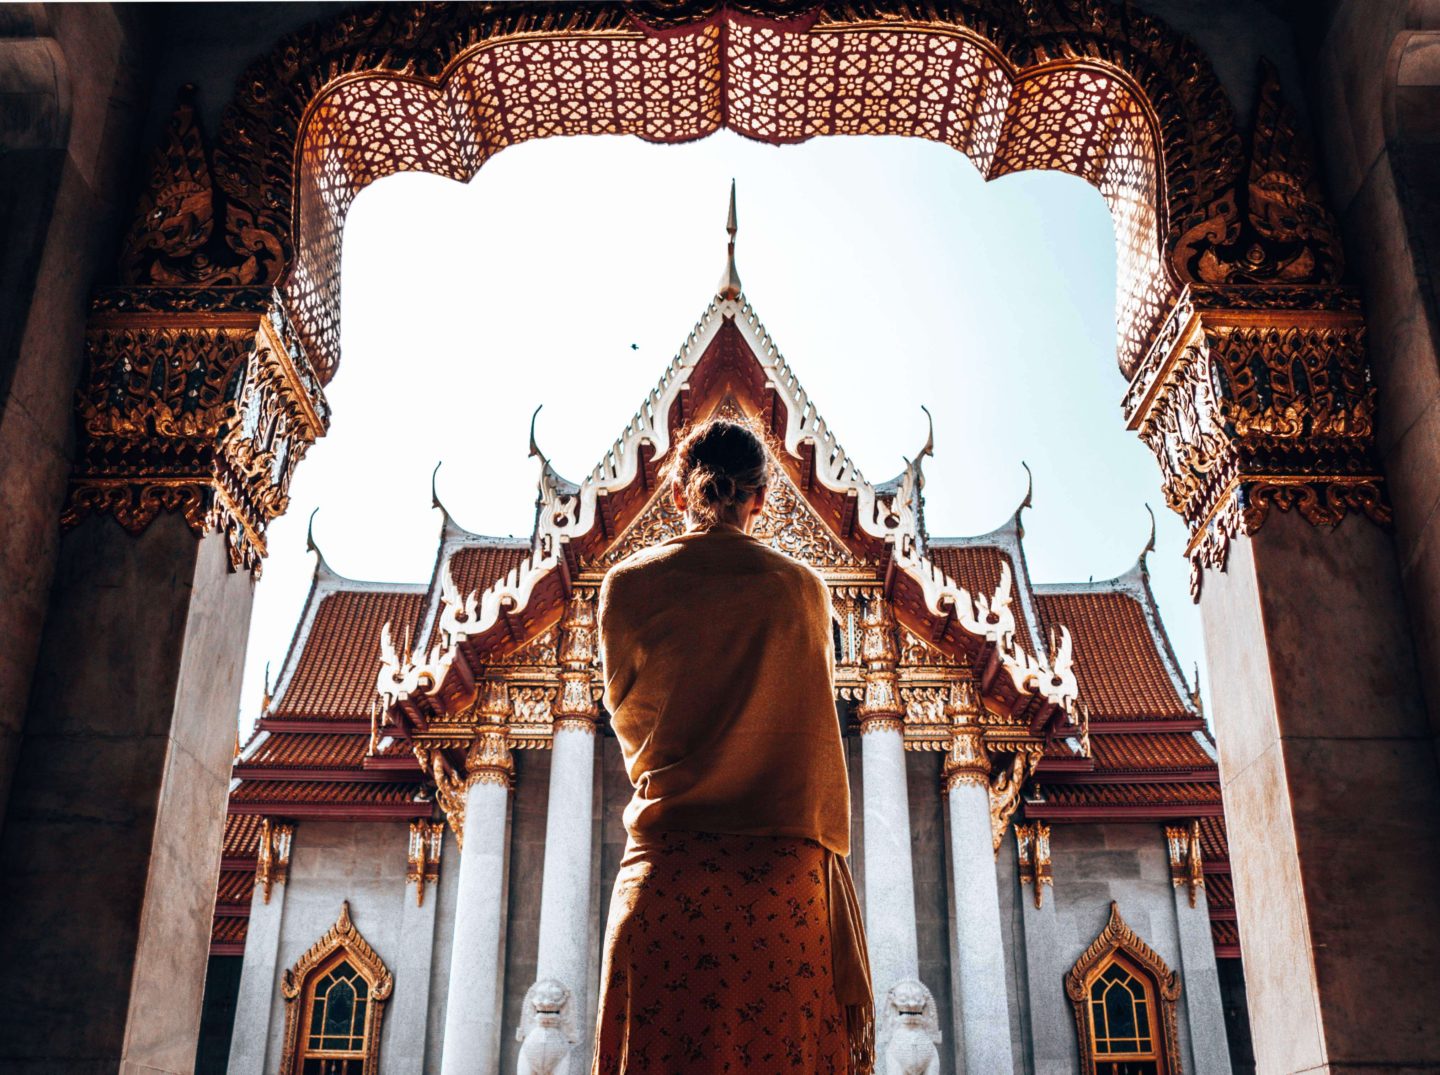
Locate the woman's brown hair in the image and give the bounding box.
[663,418,771,529]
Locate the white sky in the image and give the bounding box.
[237,130,1204,733]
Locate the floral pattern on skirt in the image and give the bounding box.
[592,831,850,1074]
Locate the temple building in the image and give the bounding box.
[200,218,1252,1075]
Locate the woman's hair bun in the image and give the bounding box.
[663,419,771,529]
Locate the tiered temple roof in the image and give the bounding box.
[212,224,1238,962]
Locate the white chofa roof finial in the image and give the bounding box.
[717,178,742,301]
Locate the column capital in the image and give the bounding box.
[555,589,600,731]
[62,288,329,574]
[858,595,903,728]
[942,680,988,790]
[1125,288,1389,597]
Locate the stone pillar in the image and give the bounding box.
[384,821,444,1073]
[1166,824,1232,1075]
[1129,293,1440,1070]
[0,288,324,1074]
[439,683,514,1075]
[857,597,921,998]
[942,685,1016,1075]
[523,592,600,1063]
[227,820,293,1075]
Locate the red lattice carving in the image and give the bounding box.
[285,19,1169,380]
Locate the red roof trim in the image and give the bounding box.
[228,802,433,820]
[1214,945,1242,959]
[1024,803,1224,821]
[1041,768,1220,785]
[232,766,411,783]
[210,943,246,957]
[258,718,372,734]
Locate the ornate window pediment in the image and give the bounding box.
[280,901,393,1075]
[1065,902,1182,1075]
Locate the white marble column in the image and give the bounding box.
[440,687,514,1075]
[857,598,922,999]
[943,695,1015,1074]
[524,591,600,1064]
[227,819,292,1075]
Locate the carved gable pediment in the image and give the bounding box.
[591,455,862,572]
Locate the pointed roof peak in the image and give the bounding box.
[717,179,742,301]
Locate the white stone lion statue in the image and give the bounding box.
[878,979,942,1075]
[516,978,577,1075]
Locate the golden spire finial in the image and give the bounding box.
[717,179,742,301]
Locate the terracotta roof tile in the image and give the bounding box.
[241,733,370,770]
[1089,732,1216,772]
[1034,590,1189,719]
[223,814,265,858]
[230,780,424,805]
[927,544,1035,655]
[1198,816,1230,862]
[212,916,248,946]
[1206,873,1234,909]
[216,870,255,905]
[274,589,424,720]
[1042,781,1222,807]
[1212,920,1239,948]
[447,543,532,599]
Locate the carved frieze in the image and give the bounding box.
[63,290,329,573]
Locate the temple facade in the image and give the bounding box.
[199,236,1252,1075]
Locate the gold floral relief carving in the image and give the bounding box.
[596,460,859,570]
[64,294,328,573]
[1130,302,1388,598]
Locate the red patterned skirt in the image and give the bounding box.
[592,831,857,1074]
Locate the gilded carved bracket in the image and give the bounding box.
[63,287,329,574]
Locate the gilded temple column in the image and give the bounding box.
[521,591,600,1064]
[1129,290,1440,1070]
[856,598,927,1015]
[440,682,514,1075]
[942,683,1015,1075]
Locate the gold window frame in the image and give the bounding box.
[279,901,393,1075]
[1065,901,1182,1075]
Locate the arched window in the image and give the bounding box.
[280,902,393,1075]
[1067,902,1182,1075]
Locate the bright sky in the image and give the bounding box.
[237,130,1205,733]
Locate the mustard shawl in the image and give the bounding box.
[598,526,874,1072]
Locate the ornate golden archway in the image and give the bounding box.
[69,0,1380,595]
